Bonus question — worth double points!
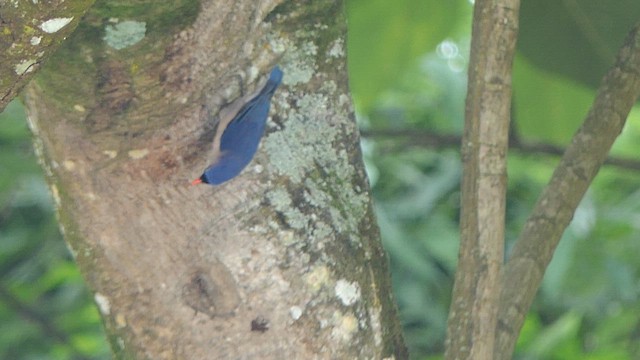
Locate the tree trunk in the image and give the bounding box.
[22,1,407,358]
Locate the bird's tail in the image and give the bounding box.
[260,66,283,97]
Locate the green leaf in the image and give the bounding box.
[522,312,583,358]
[513,54,595,144]
[518,0,640,89]
[347,0,465,111]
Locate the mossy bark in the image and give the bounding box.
[0,0,95,111]
[23,0,408,358]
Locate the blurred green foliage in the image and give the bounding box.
[518,0,640,89]
[346,0,467,111]
[0,101,109,359]
[2,0,640,359]
[349,0,640,359]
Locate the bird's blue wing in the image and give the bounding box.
[218,67,282,168]
[199,66,283,185]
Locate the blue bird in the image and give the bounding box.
[192,66,283,185]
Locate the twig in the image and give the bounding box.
[360,128,640,172]
[0,282,73,348]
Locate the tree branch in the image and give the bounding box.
[445,0,520,359]
[495,22,640,359]
[0,0,94,112]
[360,129,640,172]
[0,282,77,352]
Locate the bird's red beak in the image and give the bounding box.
[191,178,202,185]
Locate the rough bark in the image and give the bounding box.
[23,0,407,358]
[446,4,640,359]
[445,0,519,359]
[496,22,640,359]
[0,0,95,112]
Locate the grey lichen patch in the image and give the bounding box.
[103,21,147,50]
[94,293,111,315]
[334,279,361,306]
[327,38,345,59]
[289,305,303,320]
[283,50,316,85]
[264,75,370,244]
[39,17,73,33]
[297,38,318,57]
[319,79,338,94]
[278,229,297,246]
[268,36,316,86]
[303,177,355,238]
[15,59,37,75]
[265,92,338,183]
[268,34,287,56]
[302,178,330,207]
[265,188,308,230]
[310,219,332,240]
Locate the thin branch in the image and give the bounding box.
[360,129,640,172]
[0,1,94,112]
[0,282,75,350]
[444,0,520,359]
[495,22,640,359]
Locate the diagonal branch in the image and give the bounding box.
[495,22,640,359]
[0,282,74,350]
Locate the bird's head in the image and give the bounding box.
[191,153,247,186]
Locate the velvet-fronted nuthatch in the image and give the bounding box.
[192,66,283,185]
